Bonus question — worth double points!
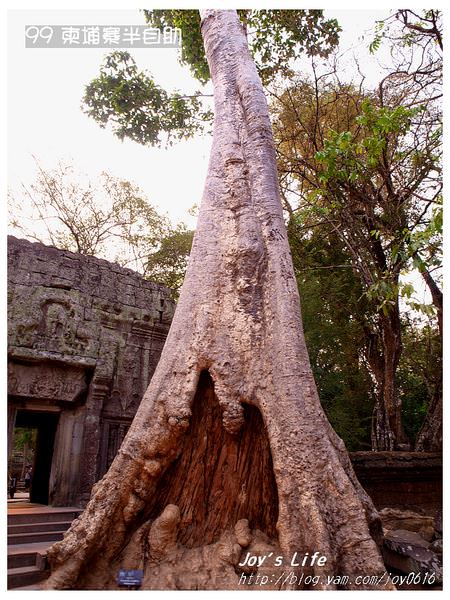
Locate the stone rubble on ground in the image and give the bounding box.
[380,507,443,586]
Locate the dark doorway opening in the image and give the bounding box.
[14,410,59,505]
[8,426,37,498]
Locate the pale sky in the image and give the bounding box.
[7,8,391,233]
[7,9,214,231]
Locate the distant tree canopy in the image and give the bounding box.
[8,160,192,297]
[397,319,441,442]
[144,228,194,293]
[289,224,374,450]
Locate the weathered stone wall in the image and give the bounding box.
[8,236,175,506]
[351,452,442,515]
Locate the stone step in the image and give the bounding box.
[8,565,48,589]
[8,507,81,526]
[7,550,37,569]
[8,530,65,546]
[8,520,72,535]
[9,583,45,590]
[8,541,53,571]
[7,506,82,589]
[11,580,43,592]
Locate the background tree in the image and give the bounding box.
[271,9,442,450]
[397,318,441,450]
[370,8,443,339]
[406,203,442,451]
[9,159,193,292]
[145,227,194,295]
[288,221,374,450]
[12,428,37,479]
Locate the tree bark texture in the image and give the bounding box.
[415,386,442,452]
[415,269,442,452]
[43,10,392,590]
[365,298,405,451]
[421,269,443,338]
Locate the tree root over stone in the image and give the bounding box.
[116,507,282,590]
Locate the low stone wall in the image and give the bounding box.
[350,451,442,515]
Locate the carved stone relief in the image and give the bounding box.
[8,361,88,404]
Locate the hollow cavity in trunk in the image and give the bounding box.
[143,371,279,547]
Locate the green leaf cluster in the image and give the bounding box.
[144,10,209,84]
[144,227,194,298]
[83,51,212,147]
[316,101,422,184]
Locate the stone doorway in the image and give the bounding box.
[13,410,59,505]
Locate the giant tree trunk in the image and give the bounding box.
[43,10,392,590]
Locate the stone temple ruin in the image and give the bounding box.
[7,237,442,517]
[7,236,174,507]
[7,237,442,589]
